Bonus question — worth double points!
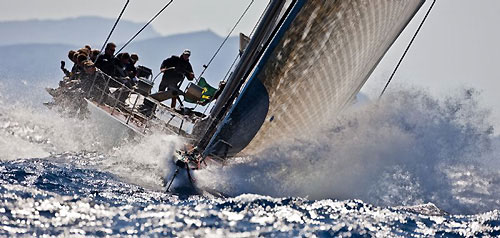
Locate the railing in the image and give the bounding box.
[83,70,197,137]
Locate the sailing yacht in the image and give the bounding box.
[162,0,428,191]
[47,0,427,189]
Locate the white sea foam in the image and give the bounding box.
[2,83,499,214]
[0,84,189,189]
[0,100,110,160]
[105,133,185,189]
[195,87,500,214]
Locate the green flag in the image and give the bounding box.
[185,77,217,104]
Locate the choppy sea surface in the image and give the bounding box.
[1,86,500,237]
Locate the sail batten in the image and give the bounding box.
[204,0,426,158]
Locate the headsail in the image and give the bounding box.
[203,0,426,158]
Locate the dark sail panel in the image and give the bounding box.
[205,0,425,158]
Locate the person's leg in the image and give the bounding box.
[150,90,175,102]
[171,97,177,109]
[140,90,174,116]
[159,84,166,92]
[169,88,181,109]
[158,80,167,92]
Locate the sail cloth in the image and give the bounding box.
[204,0,425,158]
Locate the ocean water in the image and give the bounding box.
[1,86,499,237]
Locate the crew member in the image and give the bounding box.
[95,42,116,76]
[60,50,76,77]
[157,49,195,109]
[81,60,109,99]
[127,53,139,83]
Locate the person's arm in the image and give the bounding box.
[94,55,103,68]
[60,61,71,76]
[185,63,195,80]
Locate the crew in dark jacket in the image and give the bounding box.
[95,42,116,76]
[157,49,195,108]
[127,53,139,81]
[60,50,76,77]
[113,52,134,88]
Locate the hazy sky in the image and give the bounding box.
[1,0,499,130]
[0,0,269,36]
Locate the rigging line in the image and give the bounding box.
[250,0,271,36]
[222,53,240,83]
[100,0,130,53]
[203,100,213,115]
[220,0,270,84]
[379,0,437,99]
[151,71,162,84]
[115,0,174,56]
[187,0,255,111]
[191,52,238,114]
[196,0,255,83]
[191,0,273,115]
[197,0,291,155]
[195,0,266,112]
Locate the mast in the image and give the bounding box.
[195,0,290,154]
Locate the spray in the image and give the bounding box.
[195,87,499,214]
